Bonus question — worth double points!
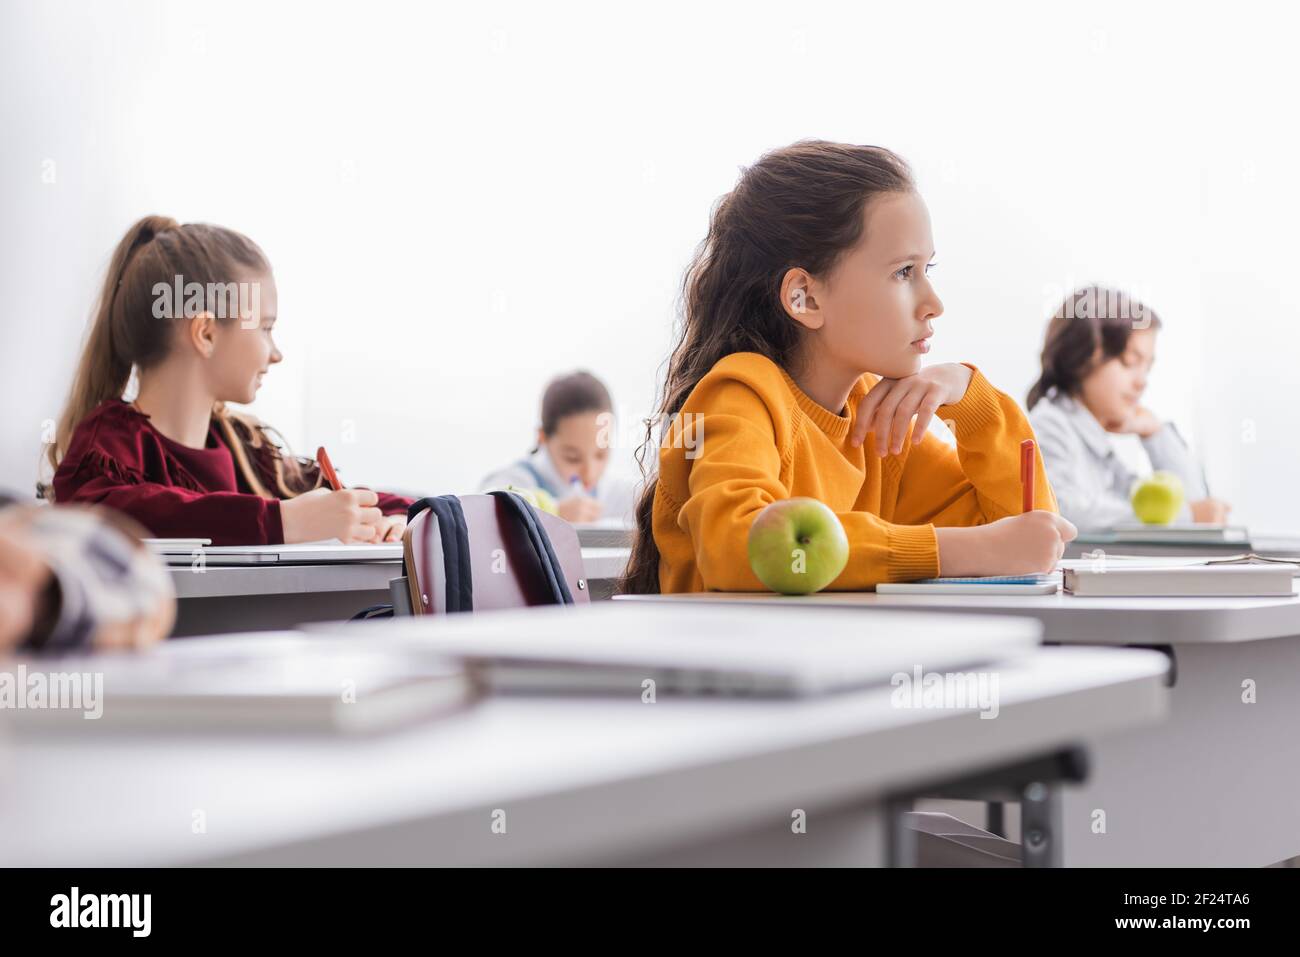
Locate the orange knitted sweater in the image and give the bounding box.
[653,352,1058,592]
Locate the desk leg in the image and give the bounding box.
[986,801,1006,838]
[1020,782,1061,868]
[887,796,917,867]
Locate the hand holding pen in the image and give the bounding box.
[275,447,400,544]
[557,475,603,523]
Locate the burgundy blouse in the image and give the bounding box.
[53,400,413,545]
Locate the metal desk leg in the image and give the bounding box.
[886,796,917,867]
[986,801,1006,838]
[1020,781,1062,868]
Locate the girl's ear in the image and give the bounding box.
[188,312,219,359]
[535,427,547,448]
[780,267,824,330]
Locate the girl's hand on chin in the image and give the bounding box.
[851,363,973,456]
[1108,405,1162,438]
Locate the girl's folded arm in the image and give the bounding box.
[61,473,284,545]
[677,391,939,591]
[892,365,1058,527]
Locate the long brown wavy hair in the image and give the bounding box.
[46,215,316,500]
[616,141,916,595]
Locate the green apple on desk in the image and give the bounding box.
[1131,471,1185,525]
[747,497,849,594]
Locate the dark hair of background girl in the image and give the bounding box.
[1026,285,1163,410]
[529,371,612,454]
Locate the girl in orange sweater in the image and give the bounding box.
[620,141,1077,594]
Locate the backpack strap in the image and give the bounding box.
[488,490,574,605]
[407,495,474,613]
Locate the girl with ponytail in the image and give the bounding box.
[48,216,412,545]
[619,140,1076,595]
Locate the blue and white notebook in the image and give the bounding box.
[876,573,1059,595]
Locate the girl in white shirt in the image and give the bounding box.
[1027,286,1231,533]
[480,371,638,524]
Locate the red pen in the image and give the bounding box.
[317,446,344,491]
[1021,439,1036,513]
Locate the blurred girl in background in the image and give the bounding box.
[1027,286,1229,532]
[481,370,637,524]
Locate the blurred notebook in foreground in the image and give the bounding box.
[333,602,1043,697]
[6,634,472,733]
[1062,564,1295,597]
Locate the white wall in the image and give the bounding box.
[4,0,1298,529]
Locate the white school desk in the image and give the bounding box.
[580,546,632,587]
[616,588,1300,866]
[0,631,1166,867]
[168,560,401,636]
[575,522,635,549]
[166,547,632,636]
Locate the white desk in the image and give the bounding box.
[617,589,1300,865]
[167,547,630,636]
[580,546,631,585]
[575,522,635,549]
[0,631,1167,867]
[168,561,402,636]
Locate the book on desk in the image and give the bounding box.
[147,540,404,565]
[1062,562,1298,597]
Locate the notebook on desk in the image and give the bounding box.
[151,541,404,566]
[876,574,1059,595]
[1062,553,1300,569]
[144,537,211,549]
[1062,563,1297,597]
